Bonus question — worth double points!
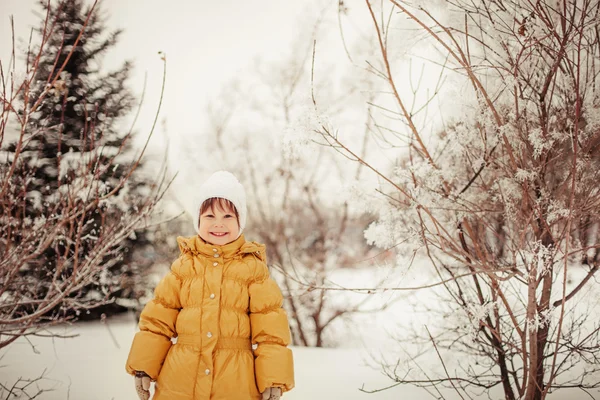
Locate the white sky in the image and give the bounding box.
[0,0,470,220]
[0,0,327,216]
[0,0,323,155]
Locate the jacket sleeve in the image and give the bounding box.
[249,259,295,393]
[125,257,183,379]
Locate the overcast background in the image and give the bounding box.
[0,0,333,213]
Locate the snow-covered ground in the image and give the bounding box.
[2,267,598,399]
[0,312,431,400]
[2,306,596,399]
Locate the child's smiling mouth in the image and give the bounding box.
[210,232,228,237]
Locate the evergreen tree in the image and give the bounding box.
[4,0,154,320]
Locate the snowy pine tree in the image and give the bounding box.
[3,0,154,321]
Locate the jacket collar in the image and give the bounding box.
[177,234,268,262]
[177,234,246,260]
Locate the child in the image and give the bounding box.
[126,171,295,400]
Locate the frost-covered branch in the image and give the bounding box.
[312,0,600,398]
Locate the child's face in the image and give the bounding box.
[198,205,240,246]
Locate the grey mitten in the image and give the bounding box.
[261,387,282,400]
[134,371,151,400]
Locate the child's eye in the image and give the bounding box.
[204,214,214,218]
[224,214,233,218]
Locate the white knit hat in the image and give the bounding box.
[192,171,247,238]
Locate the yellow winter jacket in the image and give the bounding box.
[125,234,294,400]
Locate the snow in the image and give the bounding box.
[1,285,596,400]
[1,264,598,399]
[0,313,431,400]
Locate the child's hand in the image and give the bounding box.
[134,371,152,400]
[261,387,282,400]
